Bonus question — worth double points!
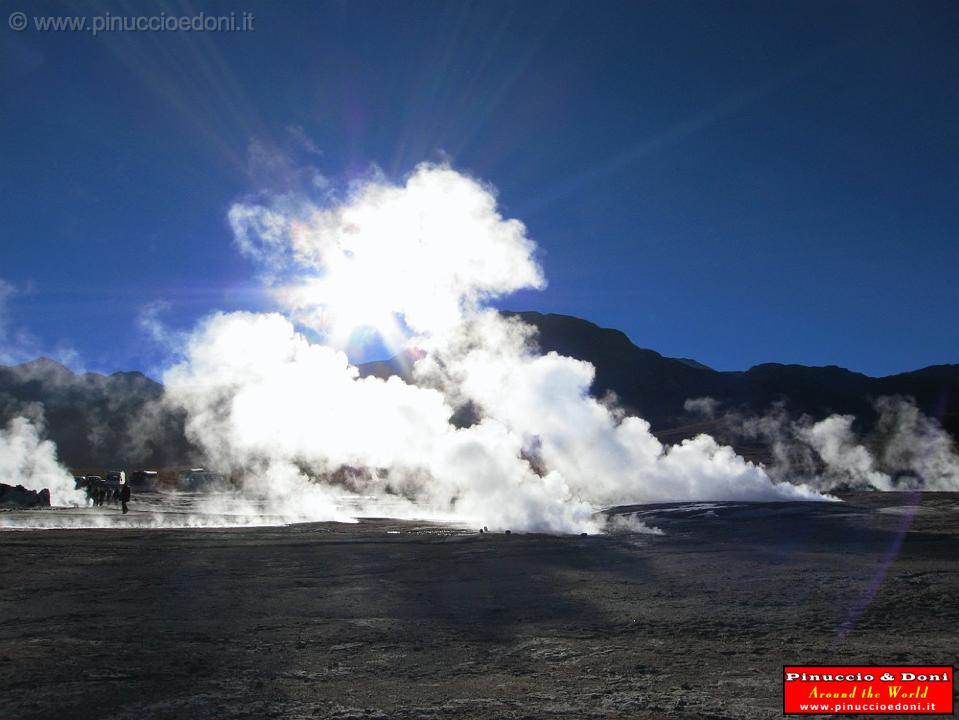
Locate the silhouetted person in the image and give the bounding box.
[120,481,131,514]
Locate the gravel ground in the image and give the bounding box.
[1,491,957,719]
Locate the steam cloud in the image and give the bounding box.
[0,415,83,506]
[875,396,959,490]
[14,162,948,530]
[694,396,959,492]
[684,397,720,419]
[161,163,824,533]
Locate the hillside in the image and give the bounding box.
[506,312,959,438]
[2,312,956,468]
[0,358,195,469]
[359,311,958,443]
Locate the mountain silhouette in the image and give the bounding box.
[502,311,959,443]
[1,312,955,469]
[0,358,195,470]
[360,311,958,444]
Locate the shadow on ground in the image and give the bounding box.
[1,491,957,719]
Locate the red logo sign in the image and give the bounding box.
[783,665,954,715]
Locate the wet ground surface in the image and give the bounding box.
[1,491,957,719]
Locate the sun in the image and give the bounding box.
[275,271,409,353]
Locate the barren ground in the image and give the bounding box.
[1,492,957,719]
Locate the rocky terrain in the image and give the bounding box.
[0,482,50,508]
[1,491,956,719]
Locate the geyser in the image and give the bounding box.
[160,162,825,533]
[0,415,83,506]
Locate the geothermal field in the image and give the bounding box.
[7,0,959,720]
[2,490,958,720]
[4,3,958,718]
[2,77,959,719]
[2,161,958,720]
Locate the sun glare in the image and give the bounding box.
[276,273,409,353]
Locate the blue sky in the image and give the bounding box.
[1,0,956,377]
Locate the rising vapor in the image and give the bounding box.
[0,415,83,506]
[161,163,824,533]
[703,396,959,492]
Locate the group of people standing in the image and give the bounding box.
[75,473,132,514]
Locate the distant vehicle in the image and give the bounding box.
[73,475,86,489]
[129,470,159,490]
[104,471,125,490]
[178,468,227,491]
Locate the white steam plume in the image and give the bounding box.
[797,414,892,491]
[229,163,544,347]
[684,396,720,419]
[0,416,84,506]
[876,396,959,491]
[715,395,959,492]
[163,162,826,534]
[720,403,888,490]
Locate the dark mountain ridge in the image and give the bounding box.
[0,358,194,469]
[506,312,959,437]
[503,311,959,441]
[363,311,958,441]
[1,312,956,468]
